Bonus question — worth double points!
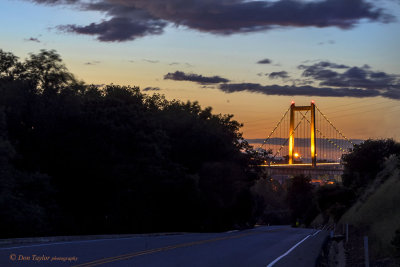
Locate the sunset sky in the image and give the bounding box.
[1,0,400,141]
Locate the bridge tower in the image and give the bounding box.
[288,101,317,167]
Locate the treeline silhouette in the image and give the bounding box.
[0,49,271,237]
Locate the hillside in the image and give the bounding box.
[340,155,400,257]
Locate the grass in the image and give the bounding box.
[340,166,400,257]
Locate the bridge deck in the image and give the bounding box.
[261,163,344,181]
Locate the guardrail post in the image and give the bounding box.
[364,236,370,267]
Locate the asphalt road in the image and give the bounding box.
[0,226,328,267]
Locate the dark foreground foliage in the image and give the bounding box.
[320,139,400,261]
[313,139,400,225]
[0,49,265,237]
[286,175,318,226]
[392,228,400,252]
[342,138,400,192]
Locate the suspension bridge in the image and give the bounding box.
[256,101,355,183]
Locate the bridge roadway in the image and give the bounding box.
[263,163,344,178]
[0,226,328,267]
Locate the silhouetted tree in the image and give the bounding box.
[342,139,400,191]
[0,49,21,81]
[315,184,354,222]
[0,49,263,236]
[252,176,290,225]
[287,175,318,226]
[0,108,55,237]
[20,50,78,94]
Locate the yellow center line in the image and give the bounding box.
[72,232,254,267]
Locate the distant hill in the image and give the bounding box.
[247,138,364,147]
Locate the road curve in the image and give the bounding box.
[0,226,327,267]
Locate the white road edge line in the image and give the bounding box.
[266,235,311,267]
[312,230,322,236]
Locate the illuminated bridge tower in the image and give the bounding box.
[288,101,317,167]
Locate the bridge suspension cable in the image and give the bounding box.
[257,106,291,151]
[271,110,309,161]
[297,111,348,153]
[256,101,356,166]
[315,105,354,146]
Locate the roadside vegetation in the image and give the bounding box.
[316,139,400,262]
[340,154,400,261]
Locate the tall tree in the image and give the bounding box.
[287,175,318,226]
[19,50,77,94]
[342,139,400,190]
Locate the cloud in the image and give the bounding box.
[143,59,159,63]
[84,60,101,65]
[216,61,400,99]
[164,71,230,84]
[318,40,336,45]
[162,61,400,99]
[201,85,217,89]
[268,71,290,79]
[168,62,193,67]
[298,61,400,91]
[291,79,315,86]
[257,58,272,64]
[127,0,392,33]
[29,0,79,4]
[143,87,160,91]
[24,37,41,43]
[28,0,393,42]
[299,61,350,70]
[59,17,167,42]
[219,83,382,98]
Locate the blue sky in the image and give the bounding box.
[1,0,400,140]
